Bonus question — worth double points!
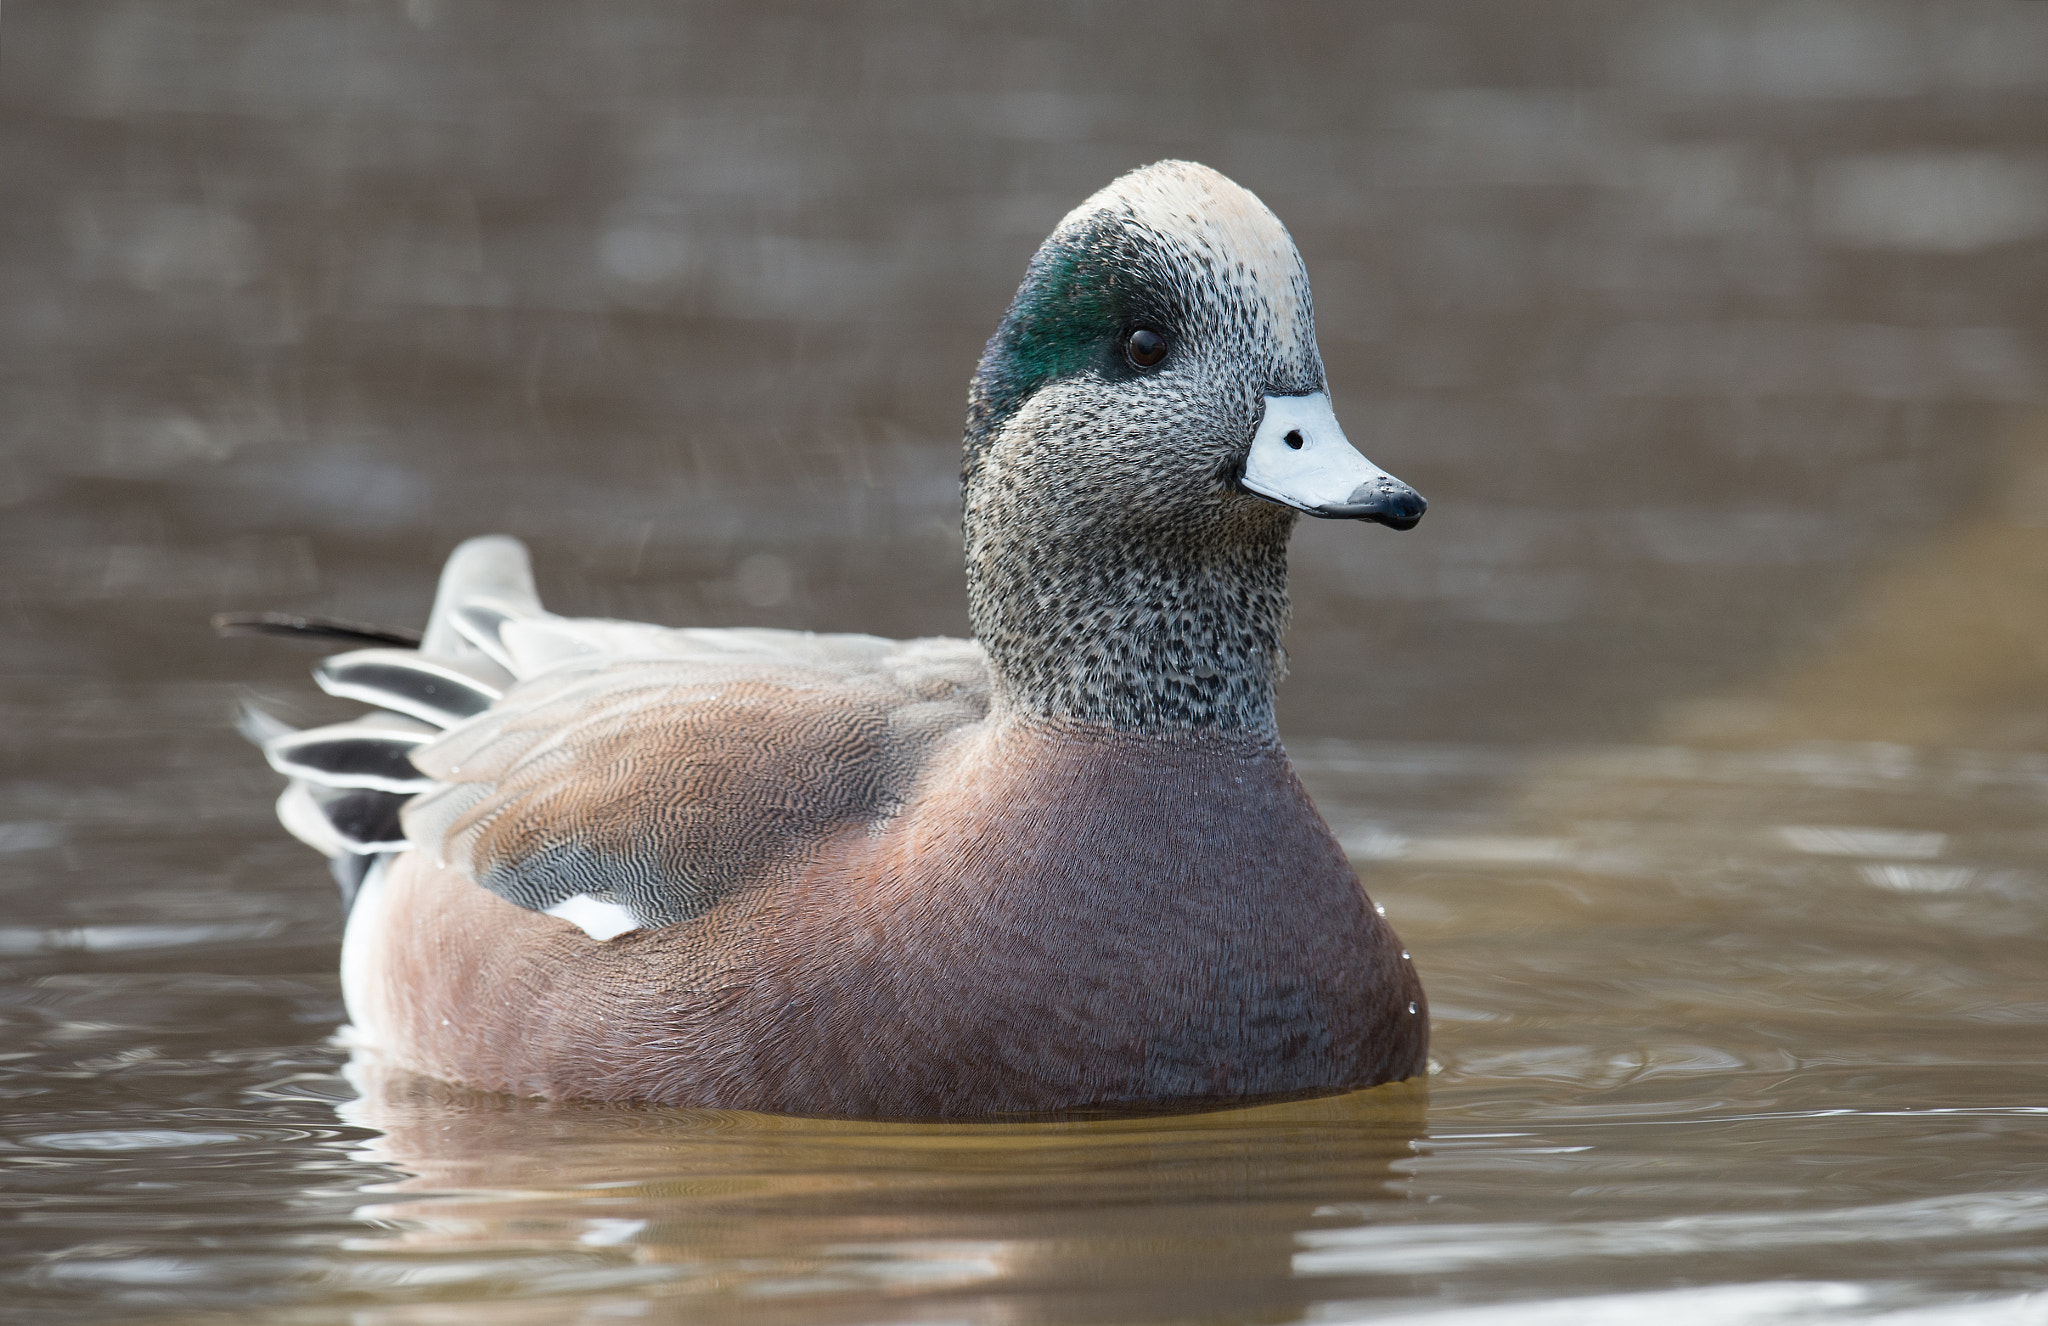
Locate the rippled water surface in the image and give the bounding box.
[4,3,2048,1323]
[6,739,2047,1323]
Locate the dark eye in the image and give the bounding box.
[1124,327,1168,369]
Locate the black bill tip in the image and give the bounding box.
[1311,480,1427,531]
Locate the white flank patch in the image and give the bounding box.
[338,856,393,1043]
[544,892,643,941]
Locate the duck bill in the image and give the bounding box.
[1240,392,1426,530]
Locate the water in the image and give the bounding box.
[4,2,2047,1322]
[7,738,2046,1323]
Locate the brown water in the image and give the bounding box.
[3,3,2047,1322]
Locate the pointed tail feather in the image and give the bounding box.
[313,649,504,728]
[229,535,548,912]
[213,611,423,649]
[421,535,540,665]
[236,704,420,911]
[235,697,298,748]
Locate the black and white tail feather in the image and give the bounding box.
[238,534,992,941]
[242,536,528,914]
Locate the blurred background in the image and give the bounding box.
[5,0,2044,753]
[6,6,2048,1324]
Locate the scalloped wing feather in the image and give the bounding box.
[401,631,992,934]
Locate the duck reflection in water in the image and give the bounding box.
[339,1056,1427,1325]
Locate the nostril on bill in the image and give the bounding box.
[1284,430,1304,450]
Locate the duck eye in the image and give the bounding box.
[1124,328,1168,369]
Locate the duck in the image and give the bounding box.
[244,160,1430,1118]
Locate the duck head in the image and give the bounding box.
[962,161,1423,734]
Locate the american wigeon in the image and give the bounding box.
[248,161,1429,1118]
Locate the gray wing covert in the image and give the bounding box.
[401,631,991,934]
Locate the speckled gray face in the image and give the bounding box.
[967,165,1322,509]
[960,161,1425,734]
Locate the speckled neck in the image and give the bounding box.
[963,483,1296,735]
[956,158,1324,736]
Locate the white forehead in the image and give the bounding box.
[1055,160,1312,360]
